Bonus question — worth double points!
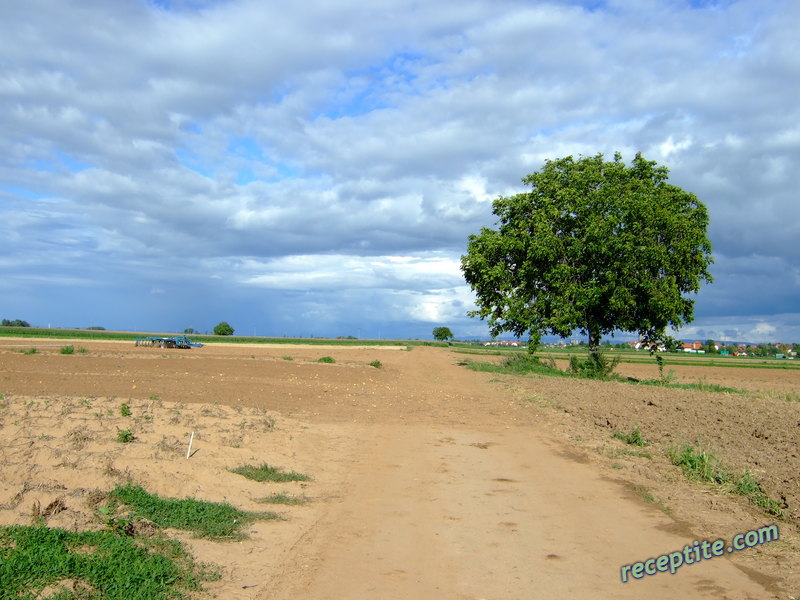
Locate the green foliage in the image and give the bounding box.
[612,426,650,447]
[432,326,454,341]
[183,328,197,334]
[368,359,383,368]
[120,403,132,417]
[213,321,234,336]
[464,353,565,377]
[110,484,277,539]
[257,492,309,505]
[461,152,713,356]
[0,525,201,599]
[566,351,620,378]
[86,326,106,330]
[667,444,783,516]
[316,356,336,363]
[59,345,75,355]
[229,463,311,483]
[116,429,134,443]
[21,347,38,355]
[1,318,30,327]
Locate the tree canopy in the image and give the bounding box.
[461,152,713,355]
[1,319,30,327]
[213,321,234,336]
[432,326,454,341]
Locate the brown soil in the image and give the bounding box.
[0,339,798,599]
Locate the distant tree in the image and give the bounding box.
[213,322,234,336]
[461,152,713,361]
[1,319,30,327]
[703,339,717,353]
[86,326,106,330]
[432,326,454,341]
[183,328,198,334]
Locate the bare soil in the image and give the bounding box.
[0,339,798,599]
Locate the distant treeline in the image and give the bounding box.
[1,319,30,327]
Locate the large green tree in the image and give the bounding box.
[432,326,454,341]
[461,152,713,358]
[213,321,234,336]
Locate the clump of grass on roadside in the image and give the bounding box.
[667,443,783,517]
[464,354,565,377]
[317,356,336,364]
[230,462,311,483]
[0,524,204,600]
[368,360,382,368]
[109,484,278,539]
[612,426,650,447]
[257,492,309,505]
[60,344,75,354]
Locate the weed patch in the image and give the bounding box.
[0,524,203,599]
[116,429,134,443]
[667,444,783,517]
[368,360,382,369]
[257,492,309,506]
[612,426,650,447]
[60,345,75,355]
[316,356,336,364]
[230,462,311,483]
[109,484,278,539]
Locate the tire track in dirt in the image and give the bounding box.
[261,423,774,600]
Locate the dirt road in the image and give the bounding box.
[0,340,796,598]
[261,422,775,600]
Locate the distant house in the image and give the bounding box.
[682,341,703,353]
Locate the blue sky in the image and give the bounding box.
[1,0,798,342]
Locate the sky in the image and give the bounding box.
[1,0,798,343]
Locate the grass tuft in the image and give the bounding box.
[257,492,309,506]
[0,524,203,599]
[368,360,382,369]
[109,484,278,539]
[667,443,783,517]
[612,426,650,447]
[60,345,75,355]
[116,429,134,443]
[230,462,311,483]
[316,356,336,364]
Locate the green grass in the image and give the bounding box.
[116,429,134,443]
[667,444,783,517]
[120,403,132,417]
[463,354,567,377]
[229,463,311,483]
[60,344,75,354]
[0,524,203,600]
[316,356,336,364]
[368,360,382,369]
[20,347,38,355]
[109,484,278,539]
[612,426,650,447]
[257,492,309,506]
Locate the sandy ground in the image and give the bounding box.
[0,339,798,599]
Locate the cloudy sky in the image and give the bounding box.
[1,0,797,342]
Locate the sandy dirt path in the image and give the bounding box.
[262,423,773,600]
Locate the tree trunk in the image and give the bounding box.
[587,328,601,364]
